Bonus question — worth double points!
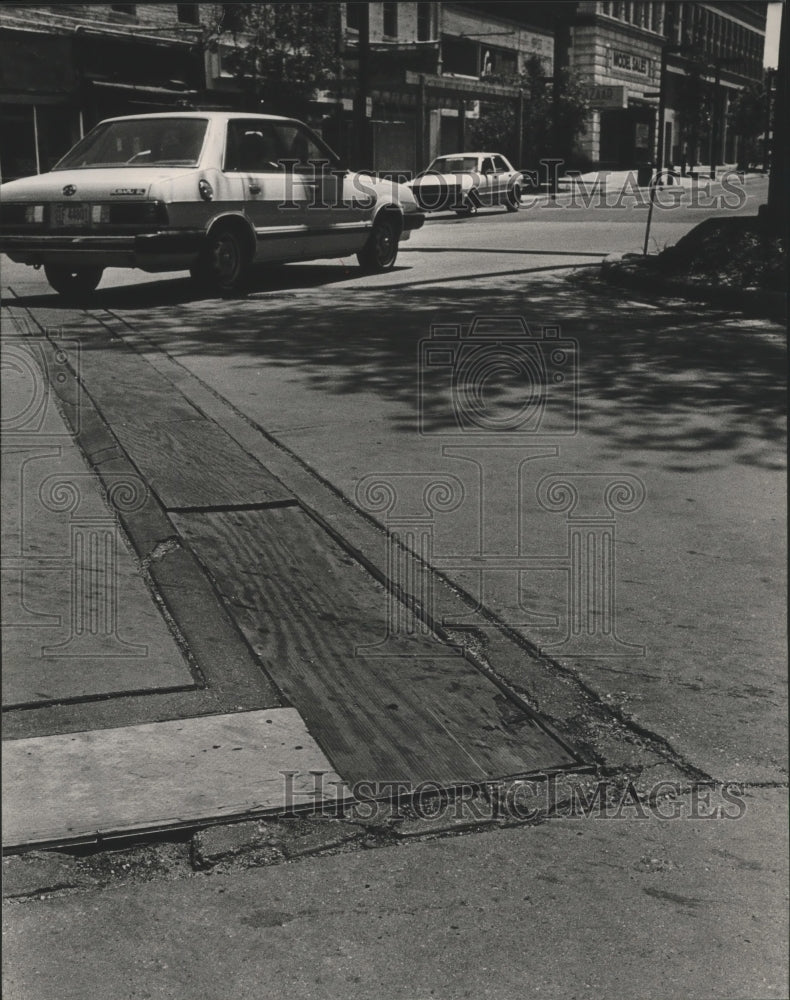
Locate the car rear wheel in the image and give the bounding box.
[44,265,103,300]
[455,191,479,217]
[193,225,250,296]
[506,184,522,212]
[357,214,399,272]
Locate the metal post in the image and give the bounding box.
[709,60,721,179]
[32,106,41,174]
[457,100,466,150]
[644,42,668,255]
[416,74,427,171]
[516,91,524,167]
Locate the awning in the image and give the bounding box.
[89,81,199,97]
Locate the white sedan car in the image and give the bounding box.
[0,111,424,298]
[410,152,522,216]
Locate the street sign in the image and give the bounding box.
[589,85,627,109]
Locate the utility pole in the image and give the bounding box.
[644,3,676,255]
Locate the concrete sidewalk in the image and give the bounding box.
[4,788,787,1000]
[1,314,193,707]
[0,300,579,851]
[2,260,786,1000]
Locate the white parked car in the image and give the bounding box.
[410,152,522,216]
[0,111,424,298]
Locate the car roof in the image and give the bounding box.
[433,152,503,158]
[99,111,295,124]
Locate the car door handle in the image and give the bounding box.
[249,183,261,194]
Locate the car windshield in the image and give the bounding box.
[53,118,209,170]
[428,156,479,173]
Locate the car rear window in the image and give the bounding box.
[428,157,479,172]
[53,118,209,169]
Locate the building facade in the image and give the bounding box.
[0,4,209,180]
[0,3,768,181]
[566,1,767,168]
[342,2,553,173]
[0,2,554,180]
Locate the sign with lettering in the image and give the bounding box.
[589,85,627,108]
[610,49,651,75]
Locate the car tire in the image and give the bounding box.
[357,213,399,273]
[193,225,250,296]
[455,191,479,217]
[44,265,103,301]
[506,184,522,212]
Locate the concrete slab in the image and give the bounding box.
[2,708,349,849]
[1,335,195,707]
[3,787,786,1000]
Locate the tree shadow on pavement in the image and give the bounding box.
[14,267,785,470]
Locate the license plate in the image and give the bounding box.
[56,204,89,227]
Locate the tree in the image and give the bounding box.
[469,56,590,169]
[728,79,768,171]
[673,51,711,167]
[204,3,342,118]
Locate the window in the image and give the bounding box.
[481,157,495,174]
[346,2,361,31]
[178,4,199,24]
[600,2,611,16]
[219,4,246,32]
[441,34,479,76]
[54,118,208,170]
[417,2,432,41]
[224,120,339,173]
[111,4,136,14]
[383,2,398,37]
[493,155,509,171]
[429,155,479,172]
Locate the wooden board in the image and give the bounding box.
[2,709,349,849]
[174,507,578,788]
[110,417,291,510]
[65,327,293,510]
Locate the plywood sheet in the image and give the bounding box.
[2,709,349,849]
[62,325,293,510]
[110,417,290,510]
[174,508,578,788]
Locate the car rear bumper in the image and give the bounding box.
[402,211,425,232]
[0,230,204,271]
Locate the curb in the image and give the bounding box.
[600,254,786,321]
